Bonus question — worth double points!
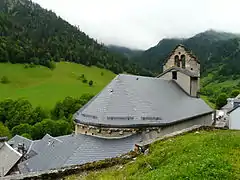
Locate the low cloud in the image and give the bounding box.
[33,0,240,50]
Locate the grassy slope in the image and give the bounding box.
[0,62,115,109]
[68,130,240,180]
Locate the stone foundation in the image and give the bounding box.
[75,124,139,138]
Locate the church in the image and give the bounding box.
[74,44,214,141]
[3,45,214,176]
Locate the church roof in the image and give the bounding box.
[74,74,213,128]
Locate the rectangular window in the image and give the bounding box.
[172,71,177,80]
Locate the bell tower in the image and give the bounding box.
[163,44,200,77]
[159,45,200,97]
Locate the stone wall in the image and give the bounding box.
[140,113,213,145]
[75,124,137,138]
[75,112,213,141]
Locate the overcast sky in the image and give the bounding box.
[32,0,240,50]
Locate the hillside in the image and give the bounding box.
[67,129,240,180]
[0,62,115,109]
[0,0,150,76]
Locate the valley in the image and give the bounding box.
[1,0,240,179]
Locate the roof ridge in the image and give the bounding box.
[14,135,33,142]
[43,134,63,143]
[227,105,240,114]
[157,66,199,78]
[5,142,22,157]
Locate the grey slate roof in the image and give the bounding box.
[8,135,33,152]
[74,74,213,128]
[0,142,22,177]
[18,133,141,173]
[157,66,199,78]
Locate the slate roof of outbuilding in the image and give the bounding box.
[0,142,22,177]
[74,74,213,128]
[8,135,33,152]
[17,133,141,173]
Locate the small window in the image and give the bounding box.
[174,55,180,67]
[172,71,177,80]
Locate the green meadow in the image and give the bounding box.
[68,130,240,180]
[0,62,116,109]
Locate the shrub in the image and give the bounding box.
[1,76,10,84]
[82,79,88,83]
[46,60,56,70]
[21,133,32,140]
[0,122,11,139]
[77,74,86,81]
[29,63,36,68]
[24,64,29,68]
[231,90,240,98]
[216,93,227,109]
[89,80,93,86]
[101,72,104,76]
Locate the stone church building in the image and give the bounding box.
[74,44,214,141]
[4,45,215,176]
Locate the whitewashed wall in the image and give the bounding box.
[229,108,240,130]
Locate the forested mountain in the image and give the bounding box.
[113,30,240,106]
[133,30,240,76]
[0,0,152,76]
[107,45,143,59]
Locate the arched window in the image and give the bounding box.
[181,55,186,68]
[174,55,180,67]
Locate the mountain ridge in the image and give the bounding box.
[108,29,240,106]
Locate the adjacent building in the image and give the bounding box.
[0,137,22,177]
[227,106,240,130]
